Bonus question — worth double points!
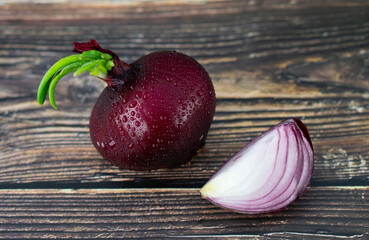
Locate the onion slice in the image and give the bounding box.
[200,119,314,214]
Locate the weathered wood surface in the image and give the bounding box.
[0,0,368,238]
[0,187,368,239]
[1,98,369,188]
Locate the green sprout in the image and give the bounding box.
[37,50,114,109]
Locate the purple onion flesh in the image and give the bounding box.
[200,119,314,214]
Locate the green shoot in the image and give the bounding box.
[37,50,114,109]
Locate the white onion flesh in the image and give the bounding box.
[200,119,314,214]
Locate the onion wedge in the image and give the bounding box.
[201,119,314,214]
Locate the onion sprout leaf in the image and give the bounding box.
[37,50,114,109]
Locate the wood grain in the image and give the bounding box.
[0,187,368,239]
[1,0,369,188]
[0,0,368,238]
[1,96,369,188]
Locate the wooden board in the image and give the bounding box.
[0,187,368,239]
[0,0,368,238]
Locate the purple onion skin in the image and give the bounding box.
[90,51,216,170]
[201,119,314,215]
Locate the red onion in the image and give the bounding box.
[200,119,314,214]
[37,40,216,170]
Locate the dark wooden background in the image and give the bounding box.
[1,0,368,239]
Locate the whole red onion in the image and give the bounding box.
[38,40,216,170]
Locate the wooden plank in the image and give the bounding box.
[1,96,369,187]
[1,0,369,83]
[1,0,369,187]
[0,187,367,239]
[1,0,369,99]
